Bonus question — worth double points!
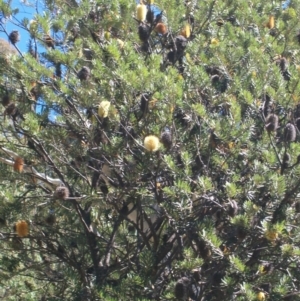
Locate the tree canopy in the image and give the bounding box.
[1,0,300,300]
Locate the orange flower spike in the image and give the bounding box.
[15,220,29,237]
[13,157,24,173]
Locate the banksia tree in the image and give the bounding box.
[0,0,300,300]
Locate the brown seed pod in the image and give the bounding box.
[283,123,296,142]
[175,35,187,53]
[13,157,24,173]
[140,93,150,115]
[227,200,238,217]
[45,214,56,225]
[295,118,300,131]
[160,127,172,149]
[216,19,224,26]
[9,30,20,44]
[276,57,288,72]
[2,94,10,107]
[236,226,247,240]
[0,217,6,227]
[77,66,91,81]
[146,7,154,24]
[283,153,291,163]
[174,277,190,300]
[192,269,201,282]
[43,34,55,49]
[295,201,300,213]
[138,24,150,42]
[54,186,69,200]
[265,114,279,132]
[5,102,17,116]
[197,239,211,260]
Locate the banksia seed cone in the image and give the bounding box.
[5,102,17,116]
[154,23,168,34]
[266,15,275,29]
[2,94,10,106]
[227,200,238,217]
[45,214,56,225]
[265,114,278,132]
[54,186,69,200]
[160,127,172,149]
[98,100,111,118]
[138,24,150,42]
[43,34,55,49]
[276,57,288,72]
[78,66,91,81]
[175,35,187,53]
[283,123,296,142]
[15,220,29,237]
[192,269,201,282]
[14,157,24,173]
[174,277,190,300]
[295,201,300,213]
[283,153,291,163]
[236,226,247,240]
[136,3,147,22]
[216,19,224,26]
[296,118,300,131]
[144,135,160,152]
[140,93,149,114]
[9,30,20,44]
[146,8,154,24]
[197,239,211,259]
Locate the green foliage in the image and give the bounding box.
[0,0,300,300]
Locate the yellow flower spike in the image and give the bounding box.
[136,2,147,22]
[104,31,111,41]
[266,15,275,29]
[98,100,111,118]
[210,38,219,46]
[257,292,265,301]
[144,135,160,152]
[265,229,278,241]
[180,23,191,38]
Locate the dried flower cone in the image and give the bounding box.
[15,220,29,237]
[265,114,279,132]
[160,128,172,149]
[78,66,91,81]
[45,214,56,225]
[54,186,70,200]
[174,277,190,299]
[138,24,150,42]
[9,30,20,44]
[14,157,24,173]
[283,123,296,142]
[296,118,300,131]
